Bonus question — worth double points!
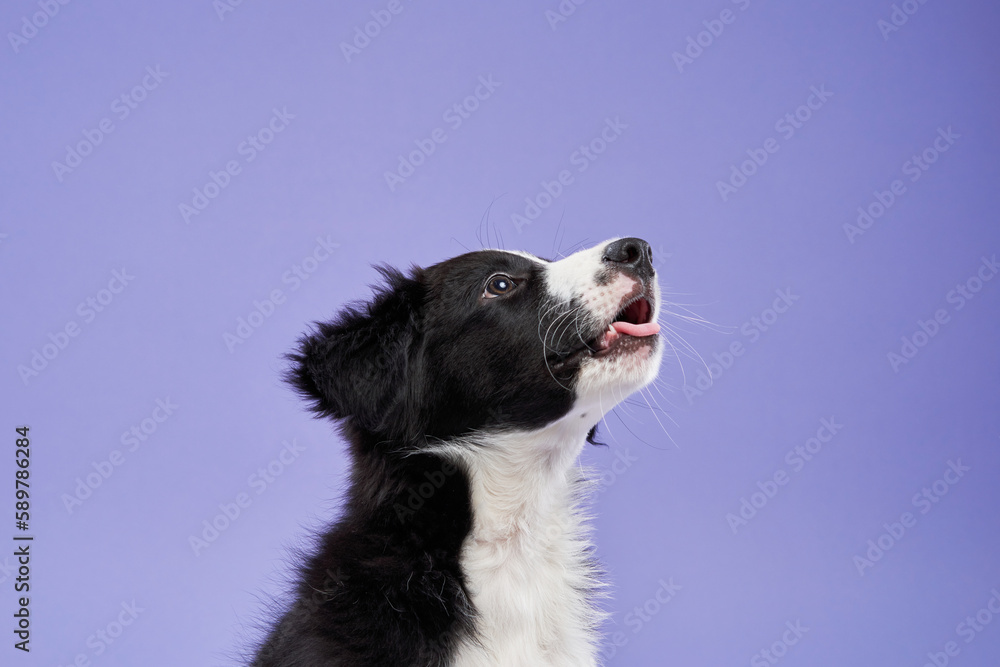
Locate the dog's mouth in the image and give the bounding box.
[554,293,660,365]
[590,295,660,356]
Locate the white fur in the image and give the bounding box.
[543,241,612,304]
[440,241,662,666]
[438,417,603,667]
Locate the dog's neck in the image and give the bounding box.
[471,426,588,524]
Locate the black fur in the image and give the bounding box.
[251,251,597,666]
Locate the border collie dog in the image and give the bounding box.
[252,237,663,666]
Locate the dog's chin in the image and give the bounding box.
[574,333,663,412]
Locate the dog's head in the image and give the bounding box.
[288,237,663,443]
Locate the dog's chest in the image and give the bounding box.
[448,443,600,666]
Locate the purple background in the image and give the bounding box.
[3,1,999,665]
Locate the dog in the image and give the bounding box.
[251,237,663,666]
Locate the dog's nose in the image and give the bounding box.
[602,237,654,281]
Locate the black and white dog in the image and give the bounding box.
[251,237,663,666]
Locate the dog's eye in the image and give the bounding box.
[484,274,517,298]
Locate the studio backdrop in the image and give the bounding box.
[2,1,998,665]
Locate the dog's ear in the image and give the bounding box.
[286,266,423,436]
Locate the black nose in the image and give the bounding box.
[602,237,654,281]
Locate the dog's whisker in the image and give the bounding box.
[638,388,679,450]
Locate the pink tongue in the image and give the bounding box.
[611,321,660,337]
